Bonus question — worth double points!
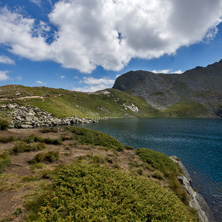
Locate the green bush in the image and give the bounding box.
[0,119,9,130]
[25,134,62,145]
[0,136,16,143]
[0,153,11,173]
[66,126,125,151]
[136,148,181,176]
[25,162,197,221]
[40,128,58,133]
[29,151,59,164]
[11,142,45,154]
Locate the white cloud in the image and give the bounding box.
[60,75,65,79]
[36,80,46,85]
[173,70,183,74]
[0,55,15,65]
[152,69,170,74]
[73,77,115,92]
[152,69,183,74]
[0,71,9,81]
[30,0,41,7]
[0,1,222,73]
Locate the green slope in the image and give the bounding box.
[0,85,162,119]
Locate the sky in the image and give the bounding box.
[0,0,222,92]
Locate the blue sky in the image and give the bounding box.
[0,0,222,92]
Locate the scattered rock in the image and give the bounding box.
[123,103,139,113]
[1,103,98,129]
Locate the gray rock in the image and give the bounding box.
[171,156,215,222]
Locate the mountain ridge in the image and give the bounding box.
[113,59,222,117]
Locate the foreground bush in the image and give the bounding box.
[0,119,9,130]
[136,148,181,176]
[25,162,197,221]
[0,153,11,173]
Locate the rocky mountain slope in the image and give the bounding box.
[113,59,222,118]
[0,85,161,123]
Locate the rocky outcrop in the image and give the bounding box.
[1,104,98,129]
[113,59,222,116]
[171,156,215,222]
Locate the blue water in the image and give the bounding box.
[81,118,222,221]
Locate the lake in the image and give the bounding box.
[80,118,222,222]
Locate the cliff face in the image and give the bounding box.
[113,60,222,117]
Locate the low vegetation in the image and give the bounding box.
[0,127,199,221]
[11,142,45,154]
[136,148,181,176]
[29,151,60,164]
[166,100,208,117]
[66,126,125,151]
[0,153,11,173]
[25,162,197,221]
[25,134,62,145]
[0,119,9,130]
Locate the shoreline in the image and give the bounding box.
[171,156,215,222]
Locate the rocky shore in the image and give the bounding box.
[171,156,215,222]
[1,103,98,129]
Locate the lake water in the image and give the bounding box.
[80,118,222,221]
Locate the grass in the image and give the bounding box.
[29,151,60,164]
[0,153,11,173]
[166,100,208,117]
[0,85,162,119]
[11,142,45,154]
[25,162,197,221]
[66,126,125,151]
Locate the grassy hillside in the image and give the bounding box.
[0,126,199,221]
[0,85,162,119]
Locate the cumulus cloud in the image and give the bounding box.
[36,80,46,85]
[60,75,65,79]
[152,69,170,74]
[73,77,115,92]
[0,71,9,81]
[174,70,183,74]
[152,69,184,74]
[0,55,15,65]
[0,1,222,73]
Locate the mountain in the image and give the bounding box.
[113,59,222,118]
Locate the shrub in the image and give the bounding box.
[11,142,45,154]
[29,151,59,164]
[124,145,134,150]
[25,135,62,145]
[136,148,181,176]
[0,119,9,130]
[25,162,197,221]
[0,153,11,173]
[0,136,16,143]
[152,170,164,180]
[25,135,42,144]
[40,128,58,133]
